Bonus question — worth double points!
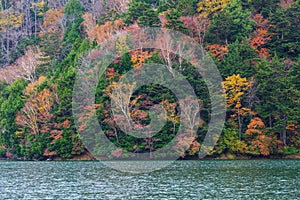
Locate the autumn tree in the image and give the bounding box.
[206,44,228,61]
[222,74,250,139]
[250,14,271,58]
[180,15,210,47]
[42,7,65,34]
[130,50,152,68]
[0,9,23,63]
[197,0,232,18]
[245,117,278,156]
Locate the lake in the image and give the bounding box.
[0,160,299,199]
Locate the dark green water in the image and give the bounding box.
[0,160,299,199]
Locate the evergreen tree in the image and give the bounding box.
[206,0,256,44]
[268,2,300,59]
[219,41,258,78]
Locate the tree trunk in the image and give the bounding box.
[238,112,242,140]
[34,6,37,37]
[282,115,287,146]
[6,28,9,62]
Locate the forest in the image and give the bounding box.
[0,0,299,160]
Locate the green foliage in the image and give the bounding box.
[268,2,300,59]
[0,0,299,160]
[255,57,299,122]
[0,147,6,157]
[206,0,256,44]
[64,0,84,19]
[0,79,27,147]
[219,41,258,78]
[158,0,198,15]
[251,0,280,17]
[165,9,189,34]
[22,134,50,160]
[123,1,161,27]
[138,9,161,27]
[279,146,299,155]
[115,52,133,74]
[51,139,73,159]
[217,129,247,154]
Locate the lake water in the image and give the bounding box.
[0,160,299,199]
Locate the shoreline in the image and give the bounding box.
[1,152,300,161]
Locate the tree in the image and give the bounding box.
[206,44,228,61]
[245,117,277,156]
[197,0,231,18]
[138,8,161,27]
[255,57,300,146]
[268,2,300,59]
[30,1,47,37]
[0,9,23,63]
[43,7,66,34]
[105,81,136,134]
[130,50,152,68]
[251,0,280,17]
[64,0,84,23]
[165,9,189,34]
[218,41,258,79]
[15,76,54,135]
[222,74,250,139]
[123,1,151,25]
[0,79,27,149]
[206,0,256,44]
[180,15,210,47]
[250,14,272,58]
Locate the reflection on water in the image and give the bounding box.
[0,160,299,199]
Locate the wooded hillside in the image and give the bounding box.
[0,0,299,160]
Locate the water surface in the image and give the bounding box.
[0,160,299,199]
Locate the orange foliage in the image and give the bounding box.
[158,11,170,28]
[250,14,271,58]
[206,44,228,60]
[251,135,273,156]
[130,50,152,68]
[81,12,96,41]
[16,78,60,140]
[84,19,125,43]
[42,8,65,34]
[189,140,201,155]
[246,117,265,136]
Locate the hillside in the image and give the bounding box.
[0,0,299,160]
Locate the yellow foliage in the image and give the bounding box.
[0,10,22,32]
[197,0,232,18]
[160,99,179,124]
[222,74,250,110]
[93,19,124,44]
[24,76,47,96]
[116,36,129,55]
[30,1,46,16]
